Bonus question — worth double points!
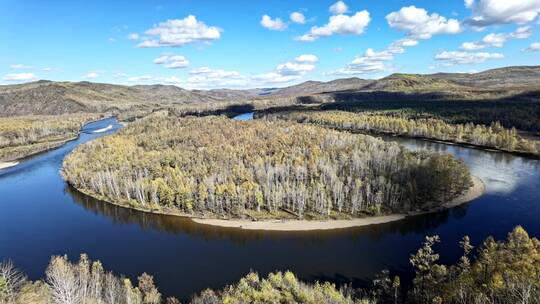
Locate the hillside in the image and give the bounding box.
[1,66,540,117]
[0,81,252,117]
[431,66,540,89]
[268,78,372,96]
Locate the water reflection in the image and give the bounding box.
[383,136,540,194]
[67,184,467,242]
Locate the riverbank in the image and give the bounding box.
[191,176,485,231]
[0,115,112,168]
[307,124,540,159]
[0,161,19,170]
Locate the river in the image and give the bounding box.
[0,114,539,300]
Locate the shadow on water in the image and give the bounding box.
[66,184,466,243]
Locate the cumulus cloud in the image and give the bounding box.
[290,12,306,24]
[2,73,37,82]
[466,0,540,27]
[113,72,127,78]
[460,26,532,50]
[128,75,153,82]
[297,10,371,42]
[85,72,99,79]
[465,0,475,9]
[136,15,221,48]
[435,51,504,65]
[524,42,540,51]
[329,49,394,75]
[329,1,348,15]
[161,76,182,85]
[254,54,318,84]
[261,15,287,31]
[294,54,319,63]
[187,67,248,88]
[10,64,32,69]
[153,55,190,69]
[329,38,419,76]
[127,33,139,40]
[386,6,461,39]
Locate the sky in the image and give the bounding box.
[1,0,540,89]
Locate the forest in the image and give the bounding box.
[321,98,540,132]
[0,114,98,161]
[271,110,540,156]
[62,114,472,219]
[1,226,538,304]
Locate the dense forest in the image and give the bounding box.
[272,110,540,156]
[2,226,538,303]
[62,115,472,219]
[0,114,98,161]
[321,98,540,132]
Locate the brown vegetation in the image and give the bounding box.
[63,115,472,220]
[0,114,98,161]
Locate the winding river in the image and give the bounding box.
[1,115,539,300]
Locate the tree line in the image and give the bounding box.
[272,110,540,156]
[0,114,98,161]
[321,98,540,132]
[62,115,472,219]
[2,226,538,303]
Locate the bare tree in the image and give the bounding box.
[0,260,27,303]
[46,255,82,304]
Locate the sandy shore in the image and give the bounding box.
[192,176,486,231]
[0,161,19,170]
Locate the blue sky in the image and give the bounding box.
[1,0,540,89]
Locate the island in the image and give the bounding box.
[62,114,482,230]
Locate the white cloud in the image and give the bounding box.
[435,51,504,65]
[161,76,182,85]
[42,67,53,72]
[330,49,394,75]
[128,75,153,82]
[2,73,37,82]
[85,72,99,79]
[386,6,461,39]
[329,1,348,15]
[136,15,221,48]
[127,33,139,40]
[187,67,248,88]
[466,0,540,27]
[187,55,318,87]
[510,25,534,38]
[297,10,371,42]
[10,64,32,69]
[329,37,419,76]
[153,55,190,69]
[290,12,306,24]
[524,41,540,51]
[261,15,287,31]
[294,54,319,63]
[460,26,532,50]
[108,37,116,42]
[465,0,475,9]
[113,73,127,78]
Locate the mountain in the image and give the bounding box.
[0,81,253,116]
[430,66,540,89]
[269,78,373,96]
[1,66,540,117]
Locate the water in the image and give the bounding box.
[1,114,539,300]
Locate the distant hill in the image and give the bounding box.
[0,81,253,116]
[430,66,540,89]
[269,78,373,96]
[1,66,540,116]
